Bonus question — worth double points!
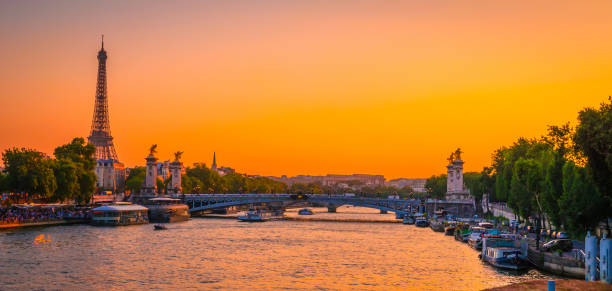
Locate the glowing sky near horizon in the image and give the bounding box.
[1,1,611,179]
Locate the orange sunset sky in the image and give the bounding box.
[1,1,611,179]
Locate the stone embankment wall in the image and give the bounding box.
[488,203,516,221]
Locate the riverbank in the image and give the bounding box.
[483,279,611,291]
[0,219,87,230]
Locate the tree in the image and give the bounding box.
[0,170,7,192]
[558,161,607,238]
[125,167,146,194]
[185,163,223,193]
[2,147,57,200]
[53,137,96,172]
[509,158,543,222]
[52,159,79,202]
[463,172,484,202]
[574,97,612,209]
[424,174,446,199]
[53,138,97,204]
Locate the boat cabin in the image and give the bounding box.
[92,203,149,226]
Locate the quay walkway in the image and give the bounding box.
[0,219,88,230]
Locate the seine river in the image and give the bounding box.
[0,207,553,290]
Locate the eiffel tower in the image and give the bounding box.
[88,36,119,161]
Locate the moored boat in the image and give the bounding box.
[153,224,167,230]
[467,226,487,250]
[91,202,149,226]
[415,217,429,227]
[146,197,190,223]
[430,220,445,232]
[298,208,314,215]
[482,247,529,270]
[444,221,457,236]
[403,216,415,225]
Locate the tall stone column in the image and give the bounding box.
[141,155,158,195]
[168,160,182,194]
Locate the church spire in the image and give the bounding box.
[211,152,217,170]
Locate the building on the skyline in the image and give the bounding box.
[157,160,170,181]
[211,152,217,171]
[268,174,385,188]
[88,37,125,193]
[210,152,235,176]
[386,178,427,193]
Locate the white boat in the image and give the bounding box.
[91,202,149,226]
[237,210,269,222]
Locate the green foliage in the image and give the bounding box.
[463,172,484,202]
[76,171,96,204]
[1,138,96,204]
[483,99,612,236]
[53,138,97,204]
[2,147,57,200]
[52,159,79,202]
[0,170,8,192]
[53,138,96,171]
[509,158,542,221]
[179,163,287,194]
[574,97,612,208]
[424,174,446,199]
[353,185,414,198]
[558,161,607,238]
[125,167,145,194]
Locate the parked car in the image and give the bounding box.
[556,232,569,239]
[541,239,573,252]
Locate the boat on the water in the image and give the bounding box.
[298,208,314,215]
[238,210,266,222]
[154,224,167,230]
[430,220,445,232]
[467,226,487,250]
[454,224,471,242]
[238,209,283,222]
[444,221,457,236]
[91,202,149,226]
[415,217,429,227]
[482,246,529,270]
[403,216,415,225]
[146,197,190,223]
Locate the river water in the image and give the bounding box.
[0,206,553,290]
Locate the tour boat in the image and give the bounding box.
[482,247,529,270]
[298,208,314,215]
[91,202,149,226]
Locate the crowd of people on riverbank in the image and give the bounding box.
[0,206,90,225]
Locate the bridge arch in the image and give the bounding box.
[183,194,417,216]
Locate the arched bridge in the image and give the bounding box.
[179,194,418,215]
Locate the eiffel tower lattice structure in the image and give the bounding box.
[88,36,119,161]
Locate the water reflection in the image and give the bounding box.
[0,207,553,290]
